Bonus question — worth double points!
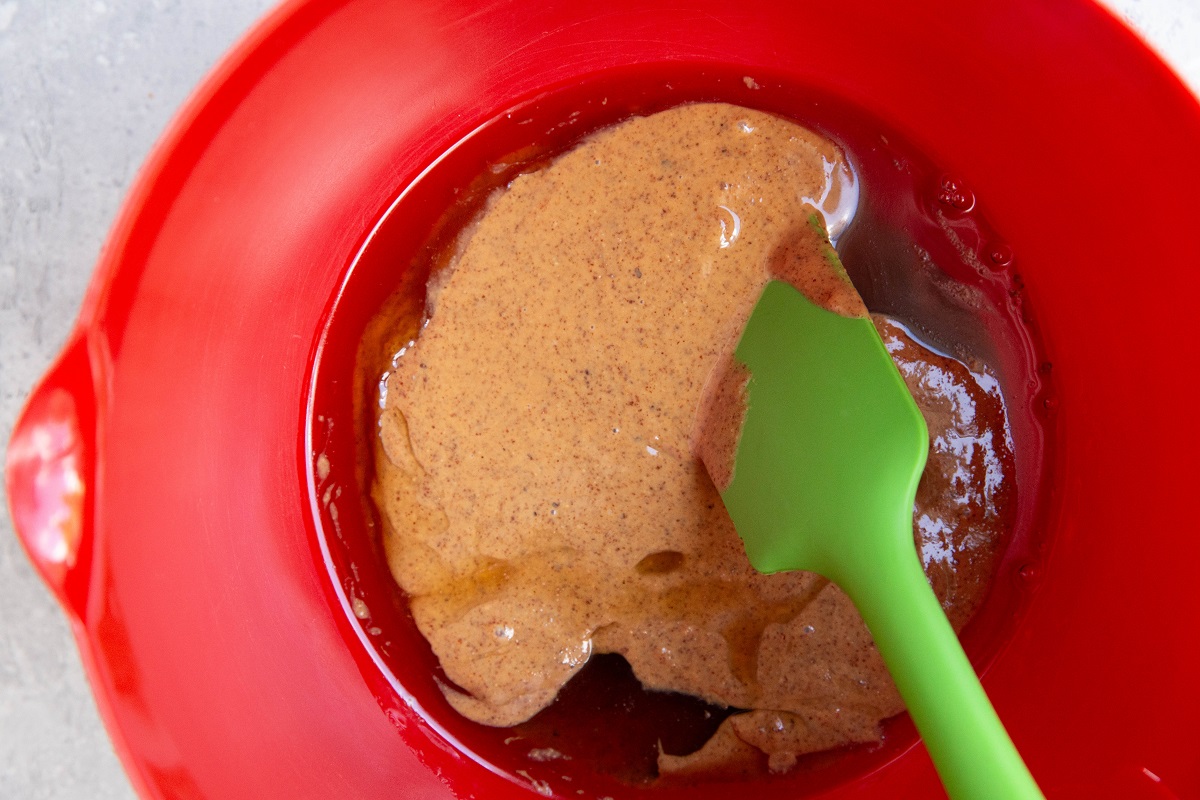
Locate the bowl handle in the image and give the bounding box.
[5,333,97,620]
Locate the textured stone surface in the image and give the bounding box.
[0,1,1195,798]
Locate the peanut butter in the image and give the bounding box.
[370,103,1014,775]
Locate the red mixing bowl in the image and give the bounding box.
[6,0,1200,798]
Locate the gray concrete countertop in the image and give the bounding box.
[1,2,1196,798]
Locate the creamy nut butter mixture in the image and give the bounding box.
[371,103,1014,775]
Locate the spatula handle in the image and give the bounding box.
[844,542,1044,800]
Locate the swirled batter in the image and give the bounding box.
[371,103,1014,776]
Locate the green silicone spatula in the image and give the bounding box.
[700,279,1044,800]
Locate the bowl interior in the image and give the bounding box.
[307,62,1054,799]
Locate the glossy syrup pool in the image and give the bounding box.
[309,63,1056,799]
